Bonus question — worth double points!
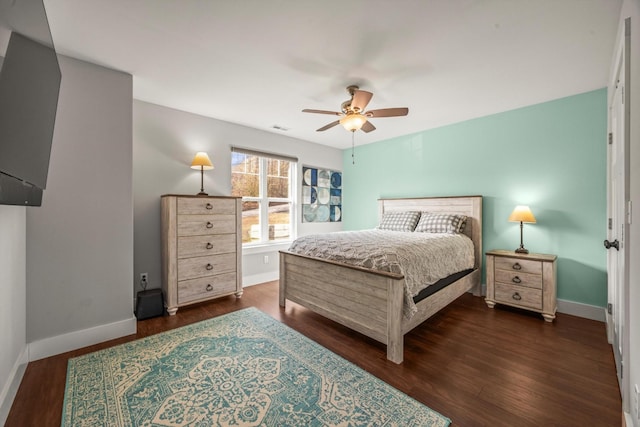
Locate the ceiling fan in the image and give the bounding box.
[302,85,409,133]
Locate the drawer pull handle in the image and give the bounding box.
[512,262,522,271]
[206,284,213,291]
[512,292,522,301]
[206,242,213,249]
[512,276,522,284]
[205,203,213,210]
[206,221,213,229]
[206,263,213,270]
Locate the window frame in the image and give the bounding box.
[231,147,297,248]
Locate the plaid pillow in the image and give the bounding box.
[377,211,421,232]
[415,212,467,234]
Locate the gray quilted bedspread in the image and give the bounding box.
[287,230,475,318]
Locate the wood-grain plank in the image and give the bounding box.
[6,281,621,427]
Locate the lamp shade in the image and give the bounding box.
[190,152,214,170]
[340,113,367,131]
[508,205,536,223]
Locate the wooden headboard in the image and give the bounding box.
[378,195,483,270]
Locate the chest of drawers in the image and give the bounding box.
[161,195,242,315]
[485,250,557,322]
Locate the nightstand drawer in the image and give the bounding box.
[495,283,542,310]
[495,257,541,275]
[495,269,542,289]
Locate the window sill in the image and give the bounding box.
[242,241,292,255]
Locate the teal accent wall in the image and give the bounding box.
[342,89,607,307]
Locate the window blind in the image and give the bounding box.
[231,146,298,163]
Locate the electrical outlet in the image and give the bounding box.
[140,273,148,285]
[263,255,269,264]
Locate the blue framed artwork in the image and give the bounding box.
[302,166,342,222]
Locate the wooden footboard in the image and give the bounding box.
[279,251,406,362]
[280,251,480,363]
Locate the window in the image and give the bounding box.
[231,147,297,245]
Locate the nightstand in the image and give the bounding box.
[485,249,557,322]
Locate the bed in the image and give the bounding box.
[279,195,482,363]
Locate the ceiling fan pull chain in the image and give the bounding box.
[351,131,355,164]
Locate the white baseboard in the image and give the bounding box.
[0,346,28,425]
[605,312,614,343]
[557,299,606,322]
[28,316,137,362]
[243,271,279,288]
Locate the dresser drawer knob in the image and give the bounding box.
[512,262,522,270]
[206,242,213,249]
[205,203,213,210]
[512,276,522,284]
[206,263,213,270]
[206,284,213,291]
[206,221,213,229]
[512,292,522,301]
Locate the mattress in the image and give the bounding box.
[287,229,475,318]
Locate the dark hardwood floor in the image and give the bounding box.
[7,281,621,426]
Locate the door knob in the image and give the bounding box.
[604,239,619,250]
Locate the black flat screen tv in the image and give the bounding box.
[0,27,61,205]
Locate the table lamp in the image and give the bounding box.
[190,152,214,196]
[508,205,536,254]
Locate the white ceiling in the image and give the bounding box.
[43,0,622,149]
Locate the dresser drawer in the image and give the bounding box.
[178,234,236,259]
[177,214,236,236]
[178,272,237,304]
[495,257,541,275]
[177,253,236,281]
[178,197,236,215]
[495,283,542,310]
[495,269,542,289]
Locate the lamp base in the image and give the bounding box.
[196,191,208,196]
[515,247,529,254]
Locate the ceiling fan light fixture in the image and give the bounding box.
[340,113,367,132]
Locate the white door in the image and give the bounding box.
[606,17,630,411]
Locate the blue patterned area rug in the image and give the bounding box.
[62,307,450,426]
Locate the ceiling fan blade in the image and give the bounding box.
[302,109,341,116]
[350,90,373,112]
[316,120,340,132]
[366,107,409,118]
[361,121,376,133]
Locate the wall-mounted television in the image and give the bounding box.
[0,0,61,206]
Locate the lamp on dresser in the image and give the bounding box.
[508,205,536,254]
[190,152,214,196]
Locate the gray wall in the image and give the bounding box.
[0,206,26,423]
[133,100,343,292]
[26,55,133,342]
